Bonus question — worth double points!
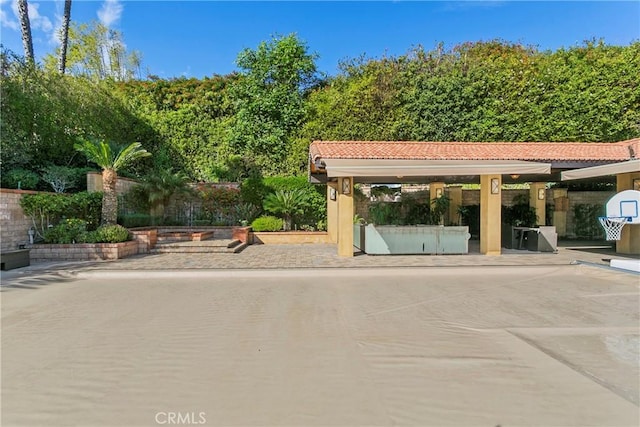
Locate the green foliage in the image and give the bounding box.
[503,194,538,227]
[251,215,284,232]
[229,34,320,175]
[573,204,605,239]
[41,165,81,193]
[430,195,451,224]
[241,176,326,228]
[302,40,640,143]
[234,203,261,225]
[198,186,243,226]
[65,191,103,230]
[1,51,157,178]
[2,168,40,190]
[75,139,151,171]
[137,169,194,221]
[44,219,89,244]
[44,21,142,81]
[459,204,481,237]
[3,38,640,200]
[94,224,131,243]
[369,202,404,225]
[118,213,157,228]
[20,191,102,240]
[263,189,309,230]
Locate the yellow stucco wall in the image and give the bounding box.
[337,177,354,257]
[480,175,502,255]
[616,172,640,255]
[327,182,338,244]
[529,182,546,226]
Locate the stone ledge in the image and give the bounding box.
[251,231,330,245]
[28,241,139,261]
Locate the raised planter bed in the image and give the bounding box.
[250,231,330,245]
[29,241,139,261]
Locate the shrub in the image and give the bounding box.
[20,191,103,240]
[44,219,89,244]
[198,186,242,226]
[119,213,158,228]
[241,176,326,227]
[95,224,131,243]
[251,216,284,232]
[502,194,538,227]
[573,204,605,239]
[2,168,40,190]
[263,189,308,231]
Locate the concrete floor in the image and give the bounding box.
[1,265,638,426]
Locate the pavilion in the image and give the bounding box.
[309,138,639,256]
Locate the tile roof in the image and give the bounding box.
[310,139,640,163]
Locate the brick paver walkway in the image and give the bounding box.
[3,242,636,278]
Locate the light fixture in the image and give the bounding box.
[634,179,640,191]
[342,178,351,195]
[329,187,336,201]
[491,178,500,194]
[510,174,520,180]
[435,188,443,198]
[538,188,546,200]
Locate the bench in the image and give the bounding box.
[1,249,31,270]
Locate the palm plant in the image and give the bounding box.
[263,189,308,231]
[75,139,150,225]
[139,169,194,224]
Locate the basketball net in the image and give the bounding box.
[598,217,628,241]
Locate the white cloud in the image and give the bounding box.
[0,0,19,30]
[7,0,53,33]
[98,0,123,28]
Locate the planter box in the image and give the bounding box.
[232,226,252,243]
[250,231,330,245]
[29,241,139,261]
[130,228,158,252]
[359,224,470,255]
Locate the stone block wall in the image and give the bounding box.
[29,241,139,262]
[0,189,39,252]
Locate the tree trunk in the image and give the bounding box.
[102,169,118,225]
[17,0,34,66]
[57,0,72,74]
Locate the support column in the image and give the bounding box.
[616,172,640,255]
[480,175,502,255]
[430,182,446,225]
[326,182,338,244]
[552,188,569,238]
[337,177,354,257]
[529,182,547,226]
[448,186,463,226]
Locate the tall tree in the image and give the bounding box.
[17,0,34,66]
[228,34,319,175]
[58,0,72,74]
[45,21,141,80]
[74,139,150,224]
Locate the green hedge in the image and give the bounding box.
[251,216,284,232]
[241,176,326,228]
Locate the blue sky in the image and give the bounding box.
[1,1,639,79]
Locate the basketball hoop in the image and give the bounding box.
[598,217,629,241]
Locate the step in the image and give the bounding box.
[156,231,215,243]
[150,239,244,254]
